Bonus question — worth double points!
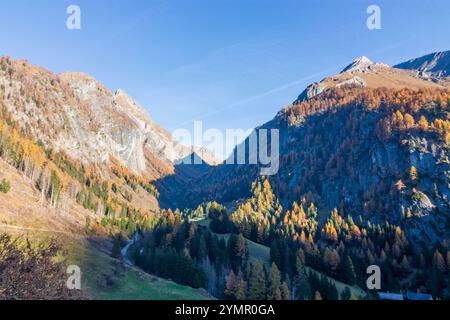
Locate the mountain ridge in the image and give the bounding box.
[295,54,449,102]
[0,56,218,181]
[395,50,450,78]
[162,51,450,244]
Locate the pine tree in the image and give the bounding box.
[0,179,11,193]
[342,255,356,285]
[197,235,208,261]
[267,263,281,300]
[110,238,122,258]
[280,281,290,300]
[402,255,410,273]
[247,261,266,300]
[231,234,249,270]
[432,250,445,273]
[235,271,246,300]
[295,248,305,275]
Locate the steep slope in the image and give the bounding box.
[0,158,95,232]
[0,57,215,181]
[0,56,221,233]
[295,56,446,102]
[0,56,220,241]
[395,50,450,78]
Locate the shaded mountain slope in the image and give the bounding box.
[162,55,450,243]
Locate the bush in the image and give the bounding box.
[0,233,83,299]
[0,179,11,193]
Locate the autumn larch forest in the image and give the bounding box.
[1,3,450,303]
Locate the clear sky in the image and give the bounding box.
[1,0,450,159]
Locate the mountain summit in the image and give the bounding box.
[295,54,448,103]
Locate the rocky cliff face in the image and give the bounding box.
[166,53,450,243]
[295,56,447,103]
[395,50,450,78]
[0,57,215,180]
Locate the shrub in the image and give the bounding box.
[0,233,83,299]
[0,179,11,193]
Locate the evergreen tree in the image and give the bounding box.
[111,239,122,258]
[296,276,311,300]
[247,261,266,300]
[197,235,208,261]
[432,250,445,273]
[295,249,305,275]
[267,263,281,300]
[280,281,290,300]
[342,255,356,285]
[235,271,246,300]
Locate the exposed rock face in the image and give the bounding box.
[0,57,217,179]
[168,54,450,243]
[295,55,445,103]
[296,82,327,101]
[341,56,389,74]
[395,50,450,78]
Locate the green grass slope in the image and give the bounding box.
[67,237,212,300]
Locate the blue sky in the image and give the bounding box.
[1,0,450,159]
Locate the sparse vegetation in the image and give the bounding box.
[0,178,10,193]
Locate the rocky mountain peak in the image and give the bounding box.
[341,56,388,74]
[0,57,219,179]
[294,54,448,104]
[394,50,450,78]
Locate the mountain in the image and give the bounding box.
[295,56,448,102]
[0,57,216,180]
[0,56,220,300]
[2,51,450,300]
[0,56,217,231]
[395,50,450,78]
[165,53,450,243]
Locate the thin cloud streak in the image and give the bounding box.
[174,40,413,128]
[174,65,340,128]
